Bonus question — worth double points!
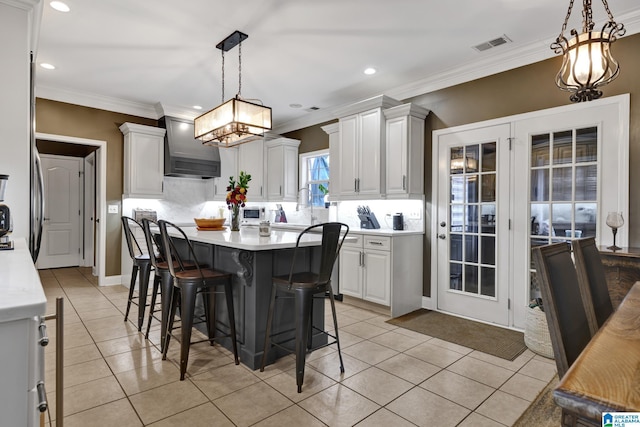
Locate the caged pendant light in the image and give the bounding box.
[550,0,625,103]
[194,30,272,148]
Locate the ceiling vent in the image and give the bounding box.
[305,106,320,112]
[473,35,512,52]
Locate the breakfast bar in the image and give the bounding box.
[165,225,333,370]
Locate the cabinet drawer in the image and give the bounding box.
[364,235,391,251]
[343,234,363,248]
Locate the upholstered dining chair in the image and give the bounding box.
[260,222,349,393]
[571,237,613,336]
[158,220,239,380]
[121,216,153,332]
[532,241,593,379]
[571,237,614,336]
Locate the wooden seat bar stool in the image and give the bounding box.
[261,222,349,393]
[158,220,239,380]
[121,216,153,331]
[141,218,196,352]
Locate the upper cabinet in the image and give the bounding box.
[384,103,429,198]
[120,123,166,199]
[212,147,238,201]
[265,137,301,202]
[329,95,428,200]
[238,139,266,201]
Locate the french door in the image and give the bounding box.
[435,124,511,326]
[433,95,628,329]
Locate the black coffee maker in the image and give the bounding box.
[0,174,13,250]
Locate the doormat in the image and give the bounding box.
[387,309,526,361]
[513,375,561,427]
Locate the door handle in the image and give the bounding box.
[438,234,446,240]
[440,221,447,227]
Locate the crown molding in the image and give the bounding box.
[0,0,39,11]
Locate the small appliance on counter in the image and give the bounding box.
[241,206,264,225]
[0,174,13,250]
[133,208,157,223]
[393,213,404,230]
[357,205,380,229]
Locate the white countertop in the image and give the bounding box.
[0,239,47,322]
[270,223,424,236]
[169,226,337,251]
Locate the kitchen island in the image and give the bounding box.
[165,225,337,369]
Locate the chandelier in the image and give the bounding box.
[194,31,272,147]
[550,0,625,103]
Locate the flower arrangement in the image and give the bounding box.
[226,171,251,230]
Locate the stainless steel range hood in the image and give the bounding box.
[160,116,221,179]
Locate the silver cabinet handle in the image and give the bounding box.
[280,185,282,196]
[214,184,217,194]
[354,179,357,193]
[369,241,383,246]
[402,175,406,190]
[39,319,48,346]
[37,381,47,412]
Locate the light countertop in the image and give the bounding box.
[0,238,47,322]
[270,223,424,236]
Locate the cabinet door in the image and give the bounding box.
[126,133,164,197]
[385,115,408,196]
[266,144,284,200]
[363,249,391,305]
[338,114,359,197]
[339,246,363,297]
[213,147,238,200]
[238,140,265,201]
[357,109,382,196]
[281,145,299,201]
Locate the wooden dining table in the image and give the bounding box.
[553,281,640,424]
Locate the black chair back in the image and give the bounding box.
[287,222,349,285]
[572,237,614,335]
[532,242,592,378]
[141,218,164,270]
[158,220,203,280]
[122,216,144,259]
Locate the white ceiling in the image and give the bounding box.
[34,0,640,134]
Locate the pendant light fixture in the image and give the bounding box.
[194,30,272,147]
[551,0,625,103]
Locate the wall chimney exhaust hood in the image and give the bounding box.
[160,116,221,179]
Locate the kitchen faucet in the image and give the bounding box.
[296,187,317,225]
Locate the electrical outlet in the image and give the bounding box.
[407,210,421,220]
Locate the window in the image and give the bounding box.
[299,149,329,207]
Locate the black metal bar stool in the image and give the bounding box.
[260,222,349,393]
[121,216,153,331]
[158,220,239,380]
[141,218,197,352]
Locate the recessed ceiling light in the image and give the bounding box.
[364,67,377,75]
[40,63,56,70]
[193,105,202,110]
[289,103,303,109]
[50,1,70,12]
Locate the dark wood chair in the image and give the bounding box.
[532,241,595,427]
[121,216,153,331]
[260,222,349,393]
[571,237,614,336]
[158,220,239,380]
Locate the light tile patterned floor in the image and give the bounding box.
[40,267,556,426]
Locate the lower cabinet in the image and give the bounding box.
[339,232,422,317]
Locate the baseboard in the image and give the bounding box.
[422,296,433,310]
[100,275,123,287]
[341,296,390,316]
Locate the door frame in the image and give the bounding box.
[430,94,630,329]
[36,132,107,286]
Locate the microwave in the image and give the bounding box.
[242,206,264,223]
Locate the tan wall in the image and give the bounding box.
[35,99,157,277]
[284,119,337,154]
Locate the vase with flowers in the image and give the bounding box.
[226,171,251,231]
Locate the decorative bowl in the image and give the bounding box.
[194,218,225,229]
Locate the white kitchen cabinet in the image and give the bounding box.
[212,147,238,201]
[265,137,301,202]
[120,123,166,199]
[331,95,401,200]
[238,139,266,201]
[339,232,422,317]
[384,103,429,199]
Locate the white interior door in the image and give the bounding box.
[435,124,511,326]
[37,155,82,269]
[84,153,95,267]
